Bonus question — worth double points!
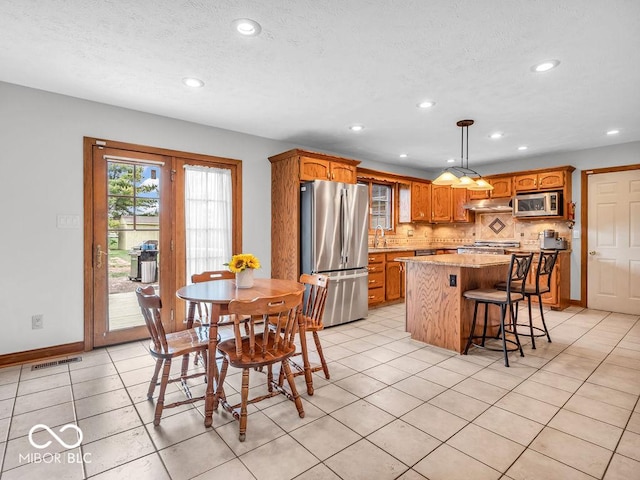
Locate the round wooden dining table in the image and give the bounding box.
[176,277,305,427]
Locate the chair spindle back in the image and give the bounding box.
[136,286,168,353]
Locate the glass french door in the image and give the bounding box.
[91,145,173,347]
[86,138,242,349]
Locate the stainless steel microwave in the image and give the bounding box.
[513,191,562,217]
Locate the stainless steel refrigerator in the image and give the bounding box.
[300,180,369,327]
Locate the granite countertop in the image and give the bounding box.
[395,253,513,267]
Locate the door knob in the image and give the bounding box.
[589,251,596,255]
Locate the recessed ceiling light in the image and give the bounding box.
[447,158,456,163]
[417,101,435,109]
[531,59,560,73]
[606,129,620,135]
[232,18,262,36]
[349,124,364,132]
[489,132,503,139]
[182,77,204,88]
[399,153,408,158]
[518,146,528,151]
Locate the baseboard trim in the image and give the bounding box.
[569,299,586,308]
[0,342,85,368]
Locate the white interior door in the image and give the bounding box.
[587,169,640,314]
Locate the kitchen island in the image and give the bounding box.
[396,254,512,353]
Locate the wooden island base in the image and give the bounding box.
[399,255,511,354]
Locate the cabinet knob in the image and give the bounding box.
[589,250,597,255]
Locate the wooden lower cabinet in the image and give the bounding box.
[367,253,385,306]
[385,251,414,301]
[385,261,403,301]
[525,251,570,310]
[369,251,415,306]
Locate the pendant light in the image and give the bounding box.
[432,120,493,191]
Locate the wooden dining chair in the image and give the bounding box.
[215,291,305,441]
[190,270,236,329]
[278,273,330,395]
[135,286,209,426]
[189,270,249,366]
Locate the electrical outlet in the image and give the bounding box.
[449,275,457,287]
[32,314,43,329]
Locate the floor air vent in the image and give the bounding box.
[31,356,82,370]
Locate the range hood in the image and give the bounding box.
[463,198,513,212]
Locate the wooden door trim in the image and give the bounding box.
[83,137,243,350]
[580,163,640,308]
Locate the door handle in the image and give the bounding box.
[589,251,596,255]
[96,244,108,268]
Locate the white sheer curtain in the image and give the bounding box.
[184,165,232,282]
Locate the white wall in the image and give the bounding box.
[1,81,637,356]
[0,82,303,355]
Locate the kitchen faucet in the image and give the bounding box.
[373,225,385,248]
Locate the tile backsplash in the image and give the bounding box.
[371,214,572,249]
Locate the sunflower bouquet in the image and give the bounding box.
[224,253,261,273]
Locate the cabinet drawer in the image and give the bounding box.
[368,271,385,288]
[367,264,384,274]
[368,287,385,305]
[368,253,385,263]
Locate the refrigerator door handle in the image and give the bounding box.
[340,188,349,265]
[328,270,369,281]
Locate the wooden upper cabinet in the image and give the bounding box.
[431,184,452,223]
[299,156,331,181]
[515,170,564,192]
[489,176,513,198]
[452,188,473,222]
[468,187,489,200]
[411,181,431,221]
[468,176,512,199]
[330,162,357,183]
[514,174,537,191]
[538,170,565,190]
[299,156,357,183]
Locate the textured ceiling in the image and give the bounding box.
[1,0,639,169]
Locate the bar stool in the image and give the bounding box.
[495,250,558,349]
[462,253,533,367]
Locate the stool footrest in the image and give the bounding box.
[514,323,550,338]
[467,336,522,353]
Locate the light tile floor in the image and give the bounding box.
[1,304,639,479]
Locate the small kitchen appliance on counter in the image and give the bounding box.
[540,230,568,250]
